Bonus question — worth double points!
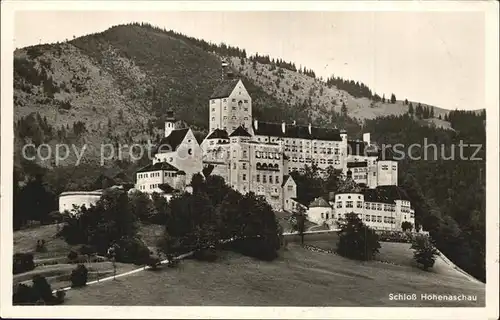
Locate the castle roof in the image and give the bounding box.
[157,128,189,152]
[252,121,341,141]
[309,197,331,208]
[363,186,411,204]
[229,125,252,137]
[206,128,229,140]
[210,79,240,99]
[137,162,179,173]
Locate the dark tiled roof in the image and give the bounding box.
[252,121,341,141]
[157,128,189,152]
[347,161,368,168]
[177,170,186,175]
[281,175,290,187]
[363,186,411,204]
[210,79,240,99]
[229,125,252,137]
[206,129,229,140]
[137,162,179,173]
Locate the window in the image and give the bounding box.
[287,185,293,191]
[211,117,215,121]
[326,213,329,219]
[336,201,342,208]
[211,108,215,112]
[269,175,273,183]
[275,176,279,184]
[242,174,247,181]
[371,203,377,210]
[357,201,363,208]
[371,216,377,222]
[243,150,247,158]
[346,201,353,208]
[321,213,324,219]
[366,215,370,221]
[377,204,382,211]
[256,175,260,182]
[263,175,267,183]
[382,165,389,170]
[233,163,236,169]
[242,163,247,169]
[365,203,370,209]
[223,99,227,102]
[377,216,382,222]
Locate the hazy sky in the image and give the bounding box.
[14,10,486,110]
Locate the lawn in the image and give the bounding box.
[13,223,161,291]
[62,244,485,307]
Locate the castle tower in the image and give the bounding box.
[164,110,176,137]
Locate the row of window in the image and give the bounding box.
[290,158,340,165]
[255,174,280,184]
[364,203,396,212]
[352,168,367,173]
[211,98,249,104]
[336,201,364,209]
[138,184,161,190]
[256,163,280,171]
[211,116,249,121]
[138,171,176,179]
[381,165,397,170]
[365,215,396,224]
[353,174,368,180]
[256,151,280,159]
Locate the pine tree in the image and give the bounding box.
[390,93,396,104]
[408,102,414,116]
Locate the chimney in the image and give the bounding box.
[282,121,286,134]
[363,132,371,145]
[253,119,258,130]
[164,109,176,137]
[308,123,312,134]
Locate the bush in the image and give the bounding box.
[193,246,218,262]
[13,253,35,274]
[146,255,162,270]
[78,244,96,256]
[35,239,47,252]
[230,238,278,261]
[13,283,37,305]
[337,213,381,261]
[114,237,151,265]
[32,275,54,303]
[411,235,439,271]
[13,275,61,305]
[67,250,78,261]
[70,264,88,287]
[401,221,413,232]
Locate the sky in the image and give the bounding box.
[13,10,486,111]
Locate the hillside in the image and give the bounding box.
[14,23,457,162]
[230,56,451,123]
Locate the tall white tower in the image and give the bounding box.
[164,110,176,137]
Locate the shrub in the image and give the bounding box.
[146,255,162,270]
[193,246,218,262]
[55,290,66,304]
[13,253,35,274]
[13,283,37,305]
[114,237,151,265]
[78,244,96,256]
[337,213,381,261]
[411,235,439,271]
[67,250,78,261]
[70,264,88,287]
[401,221,413,232]
[35,239,47,252]
[32,275,54,303]
[230,238,278,261]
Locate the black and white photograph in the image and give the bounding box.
[1,1,498,319]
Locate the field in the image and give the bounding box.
[62,243,484,307]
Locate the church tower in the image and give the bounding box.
[164,110,176,137]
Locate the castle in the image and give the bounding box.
[133,68,415,232]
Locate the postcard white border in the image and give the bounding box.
[1,1,498,319]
